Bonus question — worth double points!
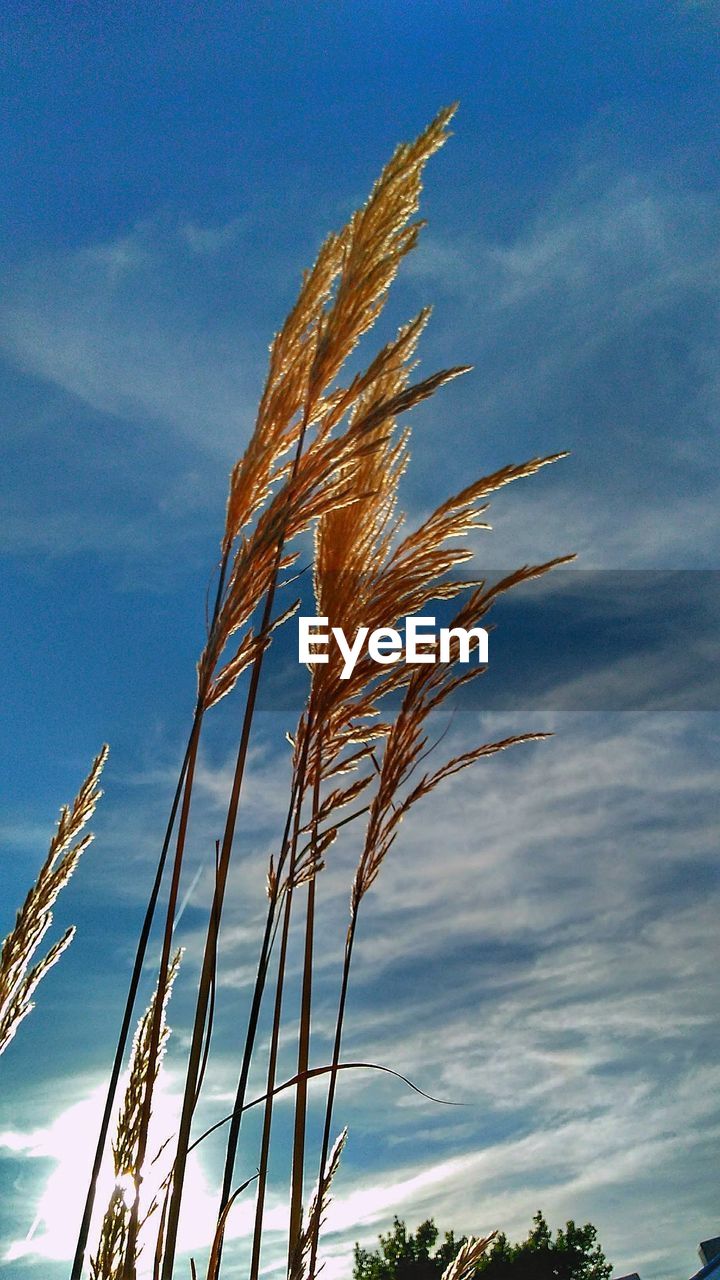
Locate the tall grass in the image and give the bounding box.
[3,106,572,1279]
[441,1234,497,1280]
[90,950,181,1280]
[0,746,108,1056]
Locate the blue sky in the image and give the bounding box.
[1,3,719,1279]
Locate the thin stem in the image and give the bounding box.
[308,914,358,1280]
[122,712,204,1279]
[190,1057,460,1155]
[195,841,222,1110]
[217,772,300,1215]
[152,1179,172,1280]
[70,734,193,1280]
[288,735,322,1272]
[160,406,315,1280]
[208,782,301,1280]
[248,714,313,1280]
[247,870,293,1279]
[73,550,230,1280]
[159,632,266,1279]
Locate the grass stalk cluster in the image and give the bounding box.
[3,106,571,1280]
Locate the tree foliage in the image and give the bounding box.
[354,1218,461,1280]
[353,1212,612,1280]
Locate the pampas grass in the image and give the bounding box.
[49,105,574,1280]
[156,110,472,1280]
[0,745,108,1056]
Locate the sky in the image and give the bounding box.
[1,3,719,1279]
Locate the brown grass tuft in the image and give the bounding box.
[289,1129,348,1280]
[90,949,181,1280]
[441,1233,496,1280]
[63,106,575,1280]
[0,745,108,1056]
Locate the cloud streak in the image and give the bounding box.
[2,159,719,572]
[2,709,716,1279]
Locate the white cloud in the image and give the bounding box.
[1,1070,218,1272]
[407,169,720,568]
[0,217,259,454]
[2,713,717,1280]
[2,146,718,1280]
[179,219,246,256]
[3,164,719,575]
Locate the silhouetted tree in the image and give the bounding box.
[354,1218,460,1280]
[354,1212,612,1280]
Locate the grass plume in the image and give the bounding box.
[90,949,181,1280]
[0,745,108,1056]
[54,105,574,1280]
[180,106,464,1279]
[289,1129,348,1280]
[441,1234,496,1280]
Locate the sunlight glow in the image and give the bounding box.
[1,1069,220,1275]
[115,1172,138,1208]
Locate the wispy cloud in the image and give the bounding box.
[2,712,716,1278]
[1,101,718,1280]
[0,217,260,453]
[2,162,719,571]
[408,168,720,568]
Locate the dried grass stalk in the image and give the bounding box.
[90,949,181,1280]
[192,106,462,1273]
[351,556,574,913]
[297,450,569,811]
[201,1176,254,1280]
[308,550,573,1275]
[441,1233,496,1280]
[289,1129,347,1280]
[286,314,428,1260]
[0,745,108,1056]
[133,114,460,1276]
[199,105,462,711]
[89,101,577,1280]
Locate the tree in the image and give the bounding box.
[353,1212,612,1280]
[354,1218,461,1280]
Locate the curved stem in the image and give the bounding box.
[187,1058,461,1156]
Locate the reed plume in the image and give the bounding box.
[441,1233,496,1280]
[306,549,573,1275]
[123,110,463,1280]
[285,319,426,1263]
[0,745,108,1056]
[289,1129,347,1280]
[90,949,181,1280]
[262,205,573,1277]
[186,106,465,1277]
[294,448,571,1274]
[66,103,574,1280]
[228,174,481,1277]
